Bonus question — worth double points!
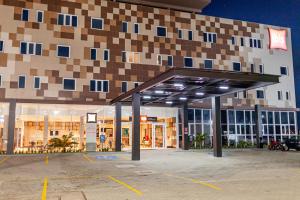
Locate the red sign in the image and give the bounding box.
[268,28,287,51]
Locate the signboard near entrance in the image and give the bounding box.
[86,113,97,152]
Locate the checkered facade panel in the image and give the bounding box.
[0,0,295,109]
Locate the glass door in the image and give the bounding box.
[153,124,165,148]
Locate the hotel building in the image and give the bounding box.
[0,0,297,154]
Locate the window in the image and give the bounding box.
[22,9,29,21]
[204,32,217,43]
[243,91,247,99]
[184,57,193,68]
[57,14,78,27]
[103,49,110,61]
[156,26,167,37]
[91,18,103,30]
[34,77,41,89]
[167,55,173,67]
[256,90,264,99]
[134,23,140,34]
[63,79,75,90]
[188,30,193,40]
[277,91,282,100]
[0,41,3,52]
[20,42,42,55]
[90,80,109,92]
[134,82,139,88]
[57,45,70,58]
[257,40,262,48]
[36,10,44,23]
[157,55,162,65]
[18,76,26,88]
[178,29,183,39]
[286,91,290,100]
[233,62,241,71]
[121,21,128,32]
[204,59,213,69]
[122,51,140,63]
[251,64,255,73]
[121,81,127,93]
[280,66,288,75]
[231,36,235,45]
[90,48,97,60]
[249,38,253,47]
[259,64,264,74]
[240,37,244,46]
[250,38,262,48]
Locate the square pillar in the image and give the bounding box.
[132,93,140,161]
[115,102,122,152]
[180,103,189,150]
[43,115,48,147]
[79,116,84,150]
[7,100,16,155]
[255,105,262,148]
[212,96,222,157]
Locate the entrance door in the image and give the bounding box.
[153,124,166,148]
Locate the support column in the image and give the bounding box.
[43,115,48,147]
[7,100,16,155]
[180,103,189,150]
[79,116,84,150]
[2,115,9,151]
[255,105,262,148]
[115,102,122,152]
[132,93,140,161]
[212,96,222,157]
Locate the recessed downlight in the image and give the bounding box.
[179,97,187,101]
[143,95,151,99]
[174,83,184,87]
[166,101,173,104]
[196,92,205,96]
[155,90,164,94]
[219,86,229,90]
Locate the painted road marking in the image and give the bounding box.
[83,154,94,162]
[41,177,48,200]
[0,157,9,165]
[165,173,222,191]
[108,176,143,196]
[45,155,48,165]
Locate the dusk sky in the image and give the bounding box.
[202,0,300,107]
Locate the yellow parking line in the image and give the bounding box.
[45,155,48,165]
[108,176,143,196]
[165,173,221,191]
[83,154,94,162]
[0,157,9,165]
[41,177,48,200]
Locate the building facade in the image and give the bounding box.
[0,0,297,153]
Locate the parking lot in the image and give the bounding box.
[0,149,299,200]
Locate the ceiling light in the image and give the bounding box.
[196,92,205,96]
[219,86,229,90]
[155,90,164,94]
[179,97,187,101]
[174,83,184,87]
[143,95,151,99]
[166,101,173,104]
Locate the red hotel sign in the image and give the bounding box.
[268,28,288,51]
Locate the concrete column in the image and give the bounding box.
[43,115,48,147]
[212,96,222,157]
[180,103,189,150]
[132,93,140,161]
[2,115,9,151]
[7,100,16,155]
[255,105,262,148]
[115,102,122,152]
[79,116,84,149]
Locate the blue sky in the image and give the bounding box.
[202,0,300,107]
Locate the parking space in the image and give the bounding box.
[0,149,299,200]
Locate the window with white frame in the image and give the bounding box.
[36,10,44,23]
[277,90,282,100]
[22,9,29,21]
[121,21,128,32]
[203,32,217,43]
[121,81,127,93]
[18,75,26,88]
[156,26,167,37]
[91,17,103,30]
[188,30,193,40]
[20,42,42,55]
[231,36,236,45]
[204,59,213,69]
[184,57,193,67]
[167,55,173,67]
[240,37,244,46]
[177,29,183,39]
[133,23,140,34]
[256,90,265,99]
[57,13,78,27]
[280,66,288,76]
[57,45,70,58]
[103,49,110,61]
[249,38,262,48]
[233,62,241,71]
[90,80,109,92]
[63,78,75,91]
[90,48,97,60]
[0,74,2,87]
[259,64,264,74]
[0,40,3,52]
[34,76,41,89]
[286,91,290,100]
